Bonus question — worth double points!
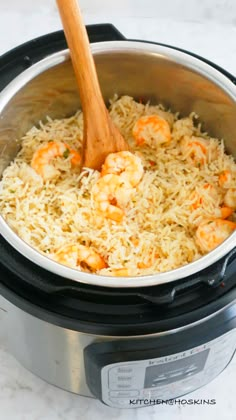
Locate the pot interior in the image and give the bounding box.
[0,41,236,287]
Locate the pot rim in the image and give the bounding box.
[0,40,236,288]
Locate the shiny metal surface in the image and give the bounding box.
[0,40,236,287]
[0,295,95,396]
[0,294,235,397]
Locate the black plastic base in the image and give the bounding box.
[1,233,236,335]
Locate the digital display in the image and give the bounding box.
[144,349,209,388]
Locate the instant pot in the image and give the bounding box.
[0,24,236,408]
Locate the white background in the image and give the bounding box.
[0,1,236,419]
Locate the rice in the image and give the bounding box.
[0,95,236,276]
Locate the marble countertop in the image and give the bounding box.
[0,0,236,419]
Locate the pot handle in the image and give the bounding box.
[138,247,236,305]
[0,24,125,93]
[87,23,126,42]
[202,247,236,287]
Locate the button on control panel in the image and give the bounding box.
[109,390,139,398]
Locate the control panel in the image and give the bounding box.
[100,329,236,408]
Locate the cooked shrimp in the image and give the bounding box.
[132,115,171,148]
[92,174,134,222]
[108,268,132,276]
[191,184,218,210]
[101,151,144,187]
[219,207,233,219]
[219,170,232,188]
[224,188,236,209]
[54,244,106,271]
[196,219,236,252]
[31,141,81,180]
[180,136,208,166]
[190,183,232,219]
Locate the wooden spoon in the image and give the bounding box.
[56,0,128,170]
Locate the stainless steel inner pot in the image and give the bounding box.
[0,40,236,288]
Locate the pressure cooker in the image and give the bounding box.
[0,24,235,408]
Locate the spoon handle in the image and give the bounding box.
[56,0,105,117]
[56,0,128,169]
